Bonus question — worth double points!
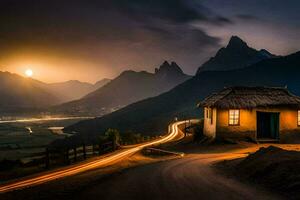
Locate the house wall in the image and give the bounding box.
[258,108,300,142]
[215,108,300,141]
[216,109,256,140]
[203,107,217,138]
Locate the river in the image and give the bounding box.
[0,116,92,161]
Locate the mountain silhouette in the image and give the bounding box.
[0,71,60,113]
[46,78,111,102]
[196,36,276,73]
[52,61,191,115]
[0,71,111,114]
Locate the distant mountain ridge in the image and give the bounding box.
[65,50,300,139]
[197,36,276,73]
[46,78,111,102]
[53,61,191,115]
[0,71,110,114]
[93,79,111,90]
[0,71,60,113]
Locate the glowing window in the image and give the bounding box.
[229,109,240,125]
[298,110,300,126]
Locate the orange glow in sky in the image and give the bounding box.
[0,53,114,83]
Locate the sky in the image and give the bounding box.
[0,0,299,83]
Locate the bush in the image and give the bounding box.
[121,131,144,144]
[104,128,120,146]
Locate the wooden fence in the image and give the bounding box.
[24,141,115,169]
[20,135,162,169]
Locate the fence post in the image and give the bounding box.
[74,147,77,162]
[92,144,95,155]
[83,143,86,160]
[98,143,102,155]
[112,139,116,151]
[45,148,50,169]
[185,120,187,137]
[65,148,70,165]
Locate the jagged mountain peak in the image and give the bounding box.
[227,36,249,49]
[155,61,184,75]
[162,60,170,66]
[196,35,277,74]
[55,61,190,115]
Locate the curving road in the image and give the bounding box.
[0,120,194,193]
[77,153,282,200]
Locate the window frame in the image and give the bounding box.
[205,107,214,125]
[228,109,240,126]
[298,110,300,126]
[206,108,209,118]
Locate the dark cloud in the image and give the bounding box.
[0,0,228,78]
[235,14,261,21]
[2,0,297,81]
[0,0,226,44]
[213,16,234,24]
[113,0,208,23]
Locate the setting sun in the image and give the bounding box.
[25,69,33,77]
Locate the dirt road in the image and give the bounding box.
[75,153,282,200]
[1,146,287,200]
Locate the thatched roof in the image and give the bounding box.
[199,86,300,109]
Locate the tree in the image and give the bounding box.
[121,131,143,144]
[105,129,120,149]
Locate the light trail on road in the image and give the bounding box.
[0,120,198,193]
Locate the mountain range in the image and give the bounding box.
[51,61,191,116]
[0,61,190,116]
[0,72,110,114]
[65,36,300,139]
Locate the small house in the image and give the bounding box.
[198,86,300,142]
